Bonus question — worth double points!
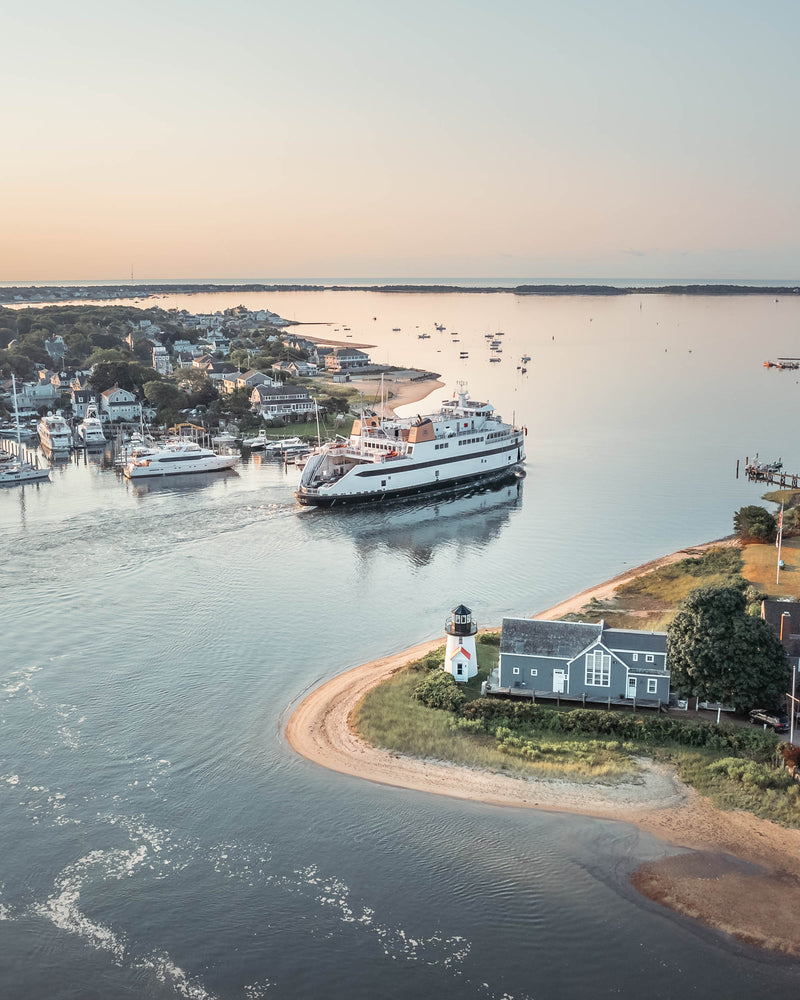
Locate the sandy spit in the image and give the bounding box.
[285,542,800,957]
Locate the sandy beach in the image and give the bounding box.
[346,373,445,415]
[285,542,800,956]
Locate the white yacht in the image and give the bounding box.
[296,382,525,507]
[0,376,50,486]
[263,436,304,453]
[0,461,51,485]
[77,403,107,447]
[123,440,239,479]
[211,431,238,447]
[242,430,269,449]
[37,411,73,453]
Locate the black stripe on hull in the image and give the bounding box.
[295,463,525,507]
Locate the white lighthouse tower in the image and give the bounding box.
[444,604,478,682]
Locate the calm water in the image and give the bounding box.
[3,290,800,999]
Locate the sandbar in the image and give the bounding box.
[285,542,800,956]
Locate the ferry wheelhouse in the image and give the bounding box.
[296,383,525,507]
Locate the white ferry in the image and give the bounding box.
[296,383,525,507]
[124,441,239,479]
[37,411,73,453]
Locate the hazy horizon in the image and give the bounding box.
[4,0,799,282]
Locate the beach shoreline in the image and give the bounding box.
[285,540,800,957]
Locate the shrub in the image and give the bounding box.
[477,632,501,646]
[458,698,780,759]
[413,671,466,712]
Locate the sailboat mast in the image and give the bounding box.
[11,373,21,455]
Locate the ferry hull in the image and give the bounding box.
[296,461,524,507]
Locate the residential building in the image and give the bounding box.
[491,618,670,705]
[761,600,800,658]
[250,384,314,420]
[271,360,316,377]
[99,385,142,422]
[219,370,278,395]
[152,344,173,375]
[44,335,67,362]
[71,386,98,418]
[324,347,370,372]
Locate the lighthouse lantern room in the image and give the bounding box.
[444,604,478,682]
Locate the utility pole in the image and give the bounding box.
[776,502,784,584]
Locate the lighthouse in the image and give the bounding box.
[444,604,478,682]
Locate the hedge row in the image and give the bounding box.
[459,699,779,761]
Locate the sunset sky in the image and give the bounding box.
[4,0,799,282]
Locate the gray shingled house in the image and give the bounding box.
[490,618,669,706]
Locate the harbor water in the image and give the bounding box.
[3,289,800,998]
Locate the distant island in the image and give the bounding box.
[2,282,799,305]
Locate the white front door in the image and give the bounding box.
[627,676,637,698]
[553,669,566,693]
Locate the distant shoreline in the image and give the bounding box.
[2,282,800,305]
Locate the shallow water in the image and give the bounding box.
[2,290,800,998]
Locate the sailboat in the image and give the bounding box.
[0,376,51,486]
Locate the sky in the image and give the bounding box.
[3,0,800,282]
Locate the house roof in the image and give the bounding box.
[500,618,602,658]
[761,599,800,656]
[603,629,667,654]
[500,618,667,660]
[251,384,311,399]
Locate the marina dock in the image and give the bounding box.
[743,455,800,487]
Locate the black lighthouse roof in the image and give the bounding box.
[452,604,472,617]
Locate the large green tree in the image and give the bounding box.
[733,505,776,543]
[89,361,158,394]
[667,586,789,709]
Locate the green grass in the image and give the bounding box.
[660,748,800,827]
[741,536,800,600]
[560,545,744,629]
[355,633,800,822]
[762,489,800,505]
[353,640,640,783]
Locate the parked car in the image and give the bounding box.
[748,708,790,732]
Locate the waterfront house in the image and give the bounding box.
[324,347,370,372]
[250,384,314,420]
[491,618,669,706]
[99,385,141,422]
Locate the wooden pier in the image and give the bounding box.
[743,454,800,488]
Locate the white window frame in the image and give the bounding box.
[632,653,638,662]
[584,650,611,687]
[647,678,658,694]
[530,669,538,677]
[512,667,520,675]
[645,654,655,663]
